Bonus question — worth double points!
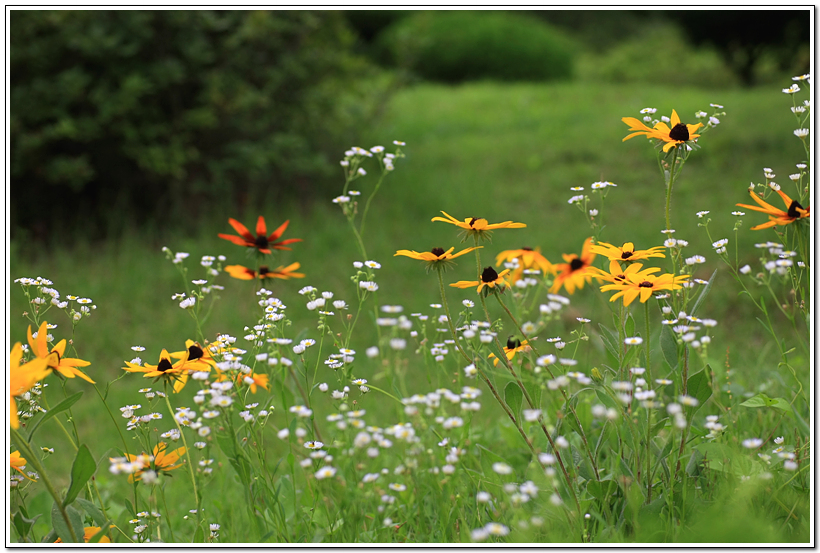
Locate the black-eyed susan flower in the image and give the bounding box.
[622,110,703,153]
[123,349,190,393]
[27,322,93,383]
[588,241,665,263]
[10,342,51,429]
[450,267,511,295]
[394,246,481,272]
[54,526,111,543]
[238,372,270,394]
[225,263,305,280]
[488,338,532,367]
[432,211,526,241]
[218,216,302,254]
[601,272,689,306]
[171,339,217,372]
[585,260,662,284]
[550,238,596,295]
[736,189,810,230]
[495,247,555,282]
[122,442,187,483]
[10,451,37,482]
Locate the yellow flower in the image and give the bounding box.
[123,349,190,393]
[588,241,665,263]
[170,339,217,372]
[550,238,596,294]
[394,246,480,272]
[238,372,270,394]
[622,109,703,153]
[225,262,305,280]
[54,526,111,543]
[488,338,532,367]
[585,260,662,284]
[432,211,526,241]
[10,450,37,482]
[450,267,511,294]
[27,322,93,383]
[10,342,51,429]
[495,247,555,283]
[736,189,810,230]
[601,272,689,306]
[117,442,186,483]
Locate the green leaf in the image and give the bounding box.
[13,511,40,542]
[124,498,136,518]
[625,313,635,339]
[687,366,712,410]
[64,444,97,506]
[586,478,617,500]
[690,269,717,318]
[660,324,679,370]
[598,323,620,360]
[51,503,84,543]
[76,498,107,526]
[193,525,205,543]
[87,521,112,543]
[504,381,523,420]
[27,392,83,440]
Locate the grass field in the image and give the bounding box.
[9,80,811,543]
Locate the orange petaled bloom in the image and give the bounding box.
[238,372,270,394]
[488,338,532,367]
[27,322,93,383]
[622,109,703,153]
[601,272,690,306]
[170,339,217,372]
[432,211,526,241]
[450,267,511,295]
[394,246,481,273]
[588,241,666,263]
[54,526,111,543]
[123,349,190,393]
[218,216,302,254]
[225,262,305,280]
[495,247,555,282]
[585,260,662,285]
[550,238,596,294]
[122,442,186,483]
[736,189,811,230]
[10,342,51,429]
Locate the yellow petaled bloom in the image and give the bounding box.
[588,241,665,263]
[394,246,481,273]
[225,262,305,280]
[550,238,596,294]
[171,339,217,372]
[450,267,511,295]
[123,349,190,393]
[736,189,811,230]
[27,322,94,383]
[10,342,51,429]
[10,450,38,482]
[54,526,111,543]
[495,247,555,283]
[585,260,662,284]
[238,372,270,394]
[488,338,532,367]
[121,442,186,483]
[601,272,690,306]
[622,109,703,153]
[431,211,526,241]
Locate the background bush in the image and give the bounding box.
[10,10,389,241]
[374,11,577,83]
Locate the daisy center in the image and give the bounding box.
[481,267,499,283]
[188,344,204,361]
[431,247,446,257]
[668,123,690,141]
[254,235,269,249]
[788,200,805,219]
[570,258,584,271]
[157,358,173,372]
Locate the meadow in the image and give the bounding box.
[9,79,812,543]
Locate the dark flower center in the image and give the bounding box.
[638,281,654,288]
[188,344,204,361]
[157,358,174,372]
[788,200,805,219]
[481,266,499,283]
[521,247,533,251]
[431,247,446,257]
[254,235,269,249]
[570,258,584,271]
[621,250,634,259]
[507,337,521,350]
[615,274,626,281]
[668,123,690,141]
[259,266,270,275]
[469,217,481,227]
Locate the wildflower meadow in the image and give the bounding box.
[8,76,812,544]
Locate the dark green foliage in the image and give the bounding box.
[11,10,386,241]
[375,11,576,83]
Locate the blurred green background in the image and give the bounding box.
[9,9,811,494]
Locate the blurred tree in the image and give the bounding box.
[11,10,387,242]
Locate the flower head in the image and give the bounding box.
[450,267,511,295]
[218,216,301,254]
[495,247,555,282]
[601,272,689,306]
[123,349,190,393]
[585,260,661,284]
[550,238,596,294]
[488,338,532,367]
[394,246,480,273]
[622,109,703,152]
[432,211,525,241]
[588,241,665,263]
[27,322,93,383]
[225,262,305,280]
[120,442,187,483]
[10,343,51,429]
[54,526,111,543]
[736,189,810,230]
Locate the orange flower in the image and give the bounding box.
[238,372,270,394]
[550,238,596,294]
[736,189,810,230]
[495,247,555,282]
[54,526,111,543]
[432,211,525,241]
[123,349,190,393]
[120,442,187,483]
[622,109,703,153]
[10,342,51,429]
[450,267,511,294]
[10,450,37,482]
[394,246,480,272]
[27,322,93,383]
[225,263,305,280]
[218,216,301,254]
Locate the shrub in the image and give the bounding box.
[375,11,576,83]
[10,10,388,241]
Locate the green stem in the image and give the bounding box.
[163,388,199,508]
[664,148,679,232]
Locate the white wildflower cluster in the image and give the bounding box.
[539,293,570,317]
[109,453,152,476]
[704,415,726,439]
[15,277,96,321]
[471,522,510,541]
